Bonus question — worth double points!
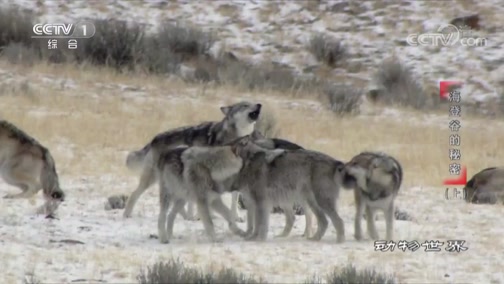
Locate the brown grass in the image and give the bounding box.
[0,60,501,188]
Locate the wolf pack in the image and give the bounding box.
[0,101,500,244]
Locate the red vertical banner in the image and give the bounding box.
[442,80,466,186]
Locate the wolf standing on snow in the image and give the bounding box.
[340,151,402,241]
[230,136,346,242]
[0,120,65,217]
[123,101,304,220]
[155,138,255,243]
[123,101,263,219]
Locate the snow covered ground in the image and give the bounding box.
[1,176,504,284]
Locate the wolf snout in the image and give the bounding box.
[248,104,262,121]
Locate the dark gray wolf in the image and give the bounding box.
[340,151,403,241]
[123,101,263,219]
[464,167,504,204]
[0,120,65,217]
[230,137,345,242]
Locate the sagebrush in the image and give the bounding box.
[308,33,347,68]
[308,264,397,284]
[324,84,362,115]
[373,58,427,109]
[137,259,263,284]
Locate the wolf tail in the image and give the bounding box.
[126,143,151,171]
[40,149,65,201]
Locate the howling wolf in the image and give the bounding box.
[125,101,294,220]
[340,151,403,241]
[0,120,65,217]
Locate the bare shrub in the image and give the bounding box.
[156,22,215,61]
[0,7,35,49]
[306,264,397,284]
[308,33,347,68]
[137,259,263,284]
[138,34,181,74]
[324,84,362,115]
[74,19,145,70]
[373,58,427,109]
[0,42,39,65]
[217,60,309,93]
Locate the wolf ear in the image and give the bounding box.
[220,106,231,115]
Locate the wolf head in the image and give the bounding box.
[464,167,504,204]
[220,101,262,137]
[340,152,402,194]
[229,135,284,163]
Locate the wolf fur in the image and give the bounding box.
[230,137,345,242]
[156,139,253,243]
[340,151,403,241]
[123,101,263,219]
[0,120,65,217]
[464,167,504,204]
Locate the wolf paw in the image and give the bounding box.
[308,235,322,241]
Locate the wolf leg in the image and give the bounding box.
[123,166,156,218]
[158,185,172,244]
[181,201,200,221]
[2,170,40,199]
[275,206,295,238]
[238,192,255,238]
[354,190,365,241]
[305,194,328,241]
[366,205,379,240]
[166,199,186,240]
[230,192,244,222]
[196,198,221,242]
[384,201,395,240]
[317,193,345,243]
[251,198,270,241]
[210,197,246,237]
[3,184,38,199]
[302,205,315,238]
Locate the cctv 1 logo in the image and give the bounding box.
[32,22,96,38]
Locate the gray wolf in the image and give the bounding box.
[464,167,504,204]
[184,137,308,222]
[340,151,403,241]
[230,137,345,242]
[155,139,254,243]
[0,120,65,217]
[123,101,263,219]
